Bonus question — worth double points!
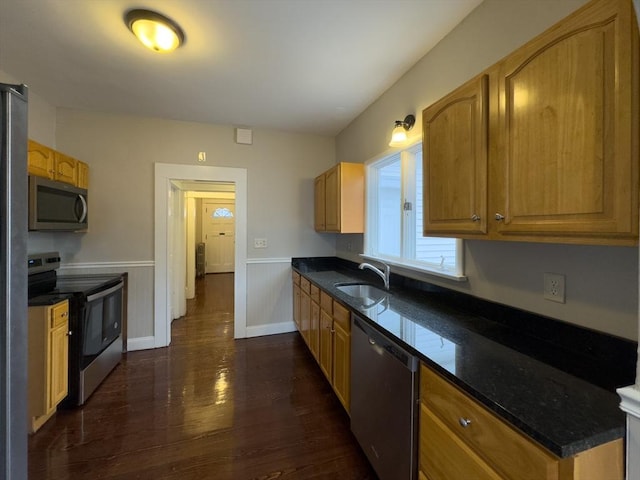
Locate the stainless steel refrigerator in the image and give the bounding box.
[0,82,28,479]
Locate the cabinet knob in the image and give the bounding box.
[471,214,480,222]
[494,213,505,221]
[459,417,472,428]
[67,331,73,336]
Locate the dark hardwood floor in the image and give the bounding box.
[28,273,376,479]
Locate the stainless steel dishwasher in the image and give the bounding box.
[350,314,419,480]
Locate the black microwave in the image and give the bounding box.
[28,176,88,231]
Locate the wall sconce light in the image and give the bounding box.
[389,114,415,147]
[125,9,185,53]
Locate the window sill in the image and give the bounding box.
[360,254,468,283]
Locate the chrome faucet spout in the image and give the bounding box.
[358,261,391,290]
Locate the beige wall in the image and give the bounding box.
[335,0,639,341]
[53,109,336,262]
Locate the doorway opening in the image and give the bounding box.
[154,163,248,348]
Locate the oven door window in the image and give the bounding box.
[83,287,122,363]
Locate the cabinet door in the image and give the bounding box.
[310,300,320,360]
[49,323,69,409]
[54,152,78,185]
[314,174,326,231]
[293,284,301,330]
[423,73,488,236]
[300,291,311,346]
[48,302,69,411]
[319,310,333,381]
[324,165,340,231]
[493,0,638,244]
[333,323,350,413]
[27,140,55,179]
[76,160,89,189]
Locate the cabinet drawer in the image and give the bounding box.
[300,277,310,294]
[292,271,300,286]
[310,284,320,304]
[320,291,333,313]
[421,405,503,480]
[332,301,350,331]
[421,365,557,480]
[50,301,69,329]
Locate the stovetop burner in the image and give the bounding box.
[28,252,123,305]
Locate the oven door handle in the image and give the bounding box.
[86,281,124,302]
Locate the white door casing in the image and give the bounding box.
[155,163,248,347]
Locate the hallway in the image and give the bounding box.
[28,273,376,479]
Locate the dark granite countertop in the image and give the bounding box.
[292,257,638,458]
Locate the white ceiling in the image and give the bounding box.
[0,0,482,136]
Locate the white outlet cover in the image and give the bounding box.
[543,273,565,303]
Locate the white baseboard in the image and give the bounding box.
[126,336,156,352]
[245,321,297,338]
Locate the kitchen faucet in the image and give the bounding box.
[359,261,391,290]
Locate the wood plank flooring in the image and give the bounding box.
[28,273,376,479]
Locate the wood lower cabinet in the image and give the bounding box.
[292,272,301,330]
[319,308,333,380]
[309,285,320,360]
[419,364,623,480]
[314,162,364,233]
[292,271,351,414]
[28,300,70,433]
[299,278,311,346]
[421,0,639,246]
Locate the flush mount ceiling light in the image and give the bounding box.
[125,9,185,53]
[389,114,416,147]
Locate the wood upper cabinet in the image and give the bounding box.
[28,300,70,433]
[54,151,78,185]
[76,160,89,189]
[419,364,624,480]
[28,139,90,188]
[421,0,639,246]
[314,174,326,231]
[315,162,364,233]
[423,73,488,235]
[492,0,639,245]
[27,140,55,179]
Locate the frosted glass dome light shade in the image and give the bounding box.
[389,114,415,147]
[125,9,185,53]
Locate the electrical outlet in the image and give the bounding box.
[543,273,565,303]
[254,238,267,248]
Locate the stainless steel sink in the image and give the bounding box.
[334,282,390,307]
